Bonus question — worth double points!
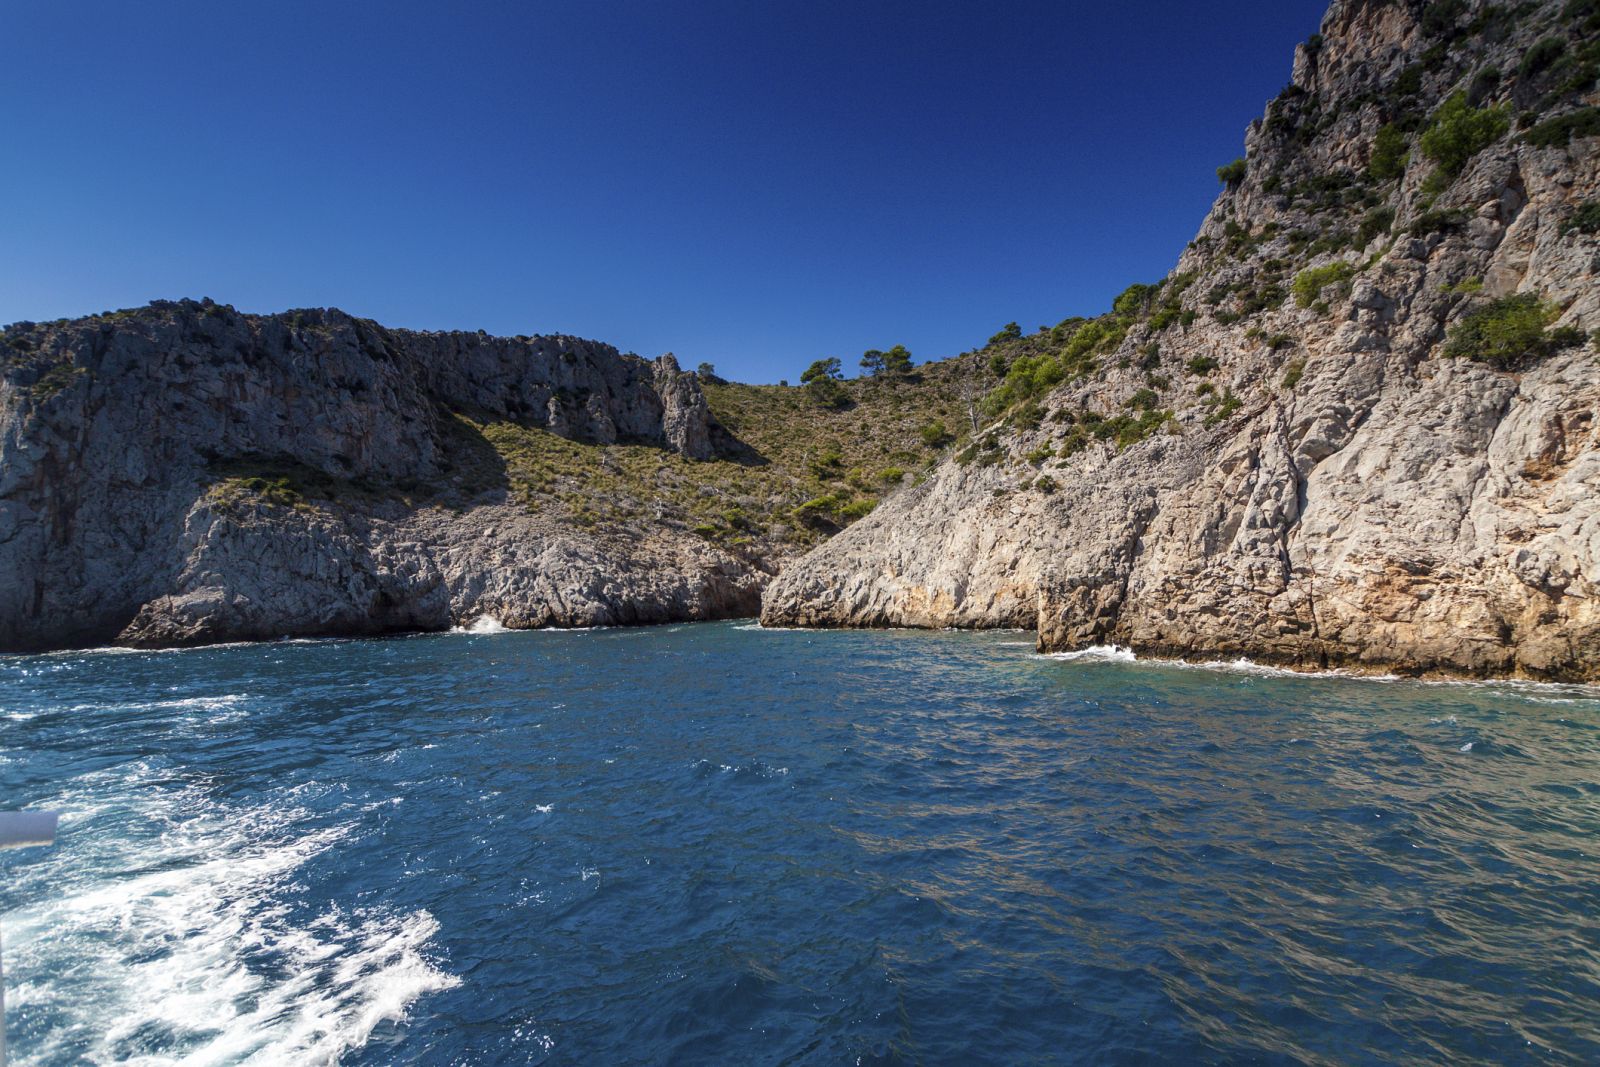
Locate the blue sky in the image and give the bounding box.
[3,0,1327,383]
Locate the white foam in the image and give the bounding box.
[1037,645,1600,701]
[3,786,457,1066]
[1044,644,1137,663]
[453,614,509,635]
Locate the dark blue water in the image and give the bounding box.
[3,623,1599,1065]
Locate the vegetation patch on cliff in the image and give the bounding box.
[1443,295,1589,370]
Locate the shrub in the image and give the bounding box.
[807,376,850,409]
[1010,399,1044,430]
[880,344,912,376]
[1113,282,1161,316]
[1203,389,1242,427]
[1126,387,1159,411]
[1561,201,1600,234]
[800,357,842,383]
[1281,359,1306,389]
[1409,208,1470,236]
[1442,294,1588,369]
[1518,37,1567,79]
[1217,157,1248,185]
[31,361,84,400]
[1187,356,1219,376]
[989,322,1022,345]
[1357,207,1395,247]
[919,420,953,449]
[1524,107,1600,147]
[1419,92,1511,183]
[1292,262,1355,307]
[1421,0,1467,34]
[1368,124,1410,181]
[1466,66,1501,107]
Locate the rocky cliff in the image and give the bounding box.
[764,0,1600,680]
[0,301,759,650]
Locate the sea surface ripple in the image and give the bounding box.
[2,622,1598,1064]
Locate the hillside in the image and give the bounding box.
[0,300,980,650]
[763,0,1600,680]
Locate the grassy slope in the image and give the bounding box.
[202,351,994,562]
[437,354,992,561]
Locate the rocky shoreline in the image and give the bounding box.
[762,0,1600,683]
[3,1,1597,680]
[0,302,767,652]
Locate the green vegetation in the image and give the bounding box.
[214,356,987,550]
[983,280,1170,416]
[1561,200,1600,234]
[1408,208,1470,236]
[800,357,841,383]
[1421,0,1467,35]
[1368,124,1410,181]
[204,457,400,515]
[1186,355,1218,376]
[807,376,849,409]
[1518,37,1567,79]
[1217,157,1248,185]
[1148,273,1197,330]
[1054,408,1173,455]
[989,322,1022,345]
[1357,207,1395,247]
[1203,388,1242,428]
[1126,387,1159,411]
[1440,276,1484,294]
[1418,93,1511,192]
[860,344,913,377]
[1292,262,1355,307]
[1442,294,1589,370]
[1467,66,1501,107]
[30,361,86,400]
[1281,359,1306,389]
[1523,107,1600,147]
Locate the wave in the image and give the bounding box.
[3,790,457,1065]
[452,613,510,635]
[1038,645,1600,700]
[1045,644,1137,663]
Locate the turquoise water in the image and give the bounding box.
[2,622,1598,1064]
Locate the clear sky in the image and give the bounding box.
[3,0,1328,383]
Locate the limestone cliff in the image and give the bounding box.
[0,301,757,650]
[763,0,1600,680]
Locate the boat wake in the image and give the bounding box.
[3,782,458,1065]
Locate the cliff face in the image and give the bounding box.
[0,301,756,650]
[763,0,1600,680]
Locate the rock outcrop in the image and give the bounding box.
[0,301,759,651]
[764,0,1600,680]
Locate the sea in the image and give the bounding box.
[2,621,1597,1065]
